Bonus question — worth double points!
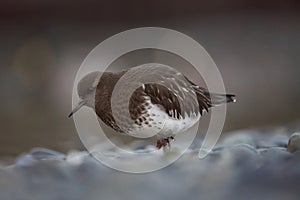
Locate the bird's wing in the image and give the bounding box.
[130,81,211,120]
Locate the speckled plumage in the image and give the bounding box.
[70,64,236,148]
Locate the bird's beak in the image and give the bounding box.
[68,100,86,118]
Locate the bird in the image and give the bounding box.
[69,64,236,149]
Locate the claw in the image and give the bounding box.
[156,136,174,149]
[156,140,163,149]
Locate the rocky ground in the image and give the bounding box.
[1,124,300,200]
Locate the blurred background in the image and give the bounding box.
[0,0,300,157]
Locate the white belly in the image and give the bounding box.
[129,102,200,139]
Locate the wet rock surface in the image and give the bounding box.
[1,127,300,200]
[287,132,300,153]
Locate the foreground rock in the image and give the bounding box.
[1,125,300,200]
[287,132,300,153]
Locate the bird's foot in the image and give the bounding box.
[156,136,175,149]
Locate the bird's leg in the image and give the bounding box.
[156,136,175,149]
[156,140,163,149]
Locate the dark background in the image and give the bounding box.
[0,0,300,156]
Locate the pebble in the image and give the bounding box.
[287,132,300,153]
[14,148,66,167]
[222,132,256,147]
[258,147,292,162]
[2,128,300,200]
[66,151,89,165]
[14,153,38,167]
[268,135,289,148]
[29,147,66,160]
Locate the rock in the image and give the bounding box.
[14,153,38,167]
[287,132,300,153]
[214,143,258,169]
[258,147,292,162]
[29,148,66,160]
[66,151,89,165]
[14,148,65,167]
[222,132,256,147]
[268,135,289,148]
[4,125,300,200]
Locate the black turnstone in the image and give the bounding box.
[69,64,236,149]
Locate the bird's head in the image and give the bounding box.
[68,71,102,118]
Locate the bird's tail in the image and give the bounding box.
[184,76,236,108]
[192,86,236,107]
[206,92,236,106]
